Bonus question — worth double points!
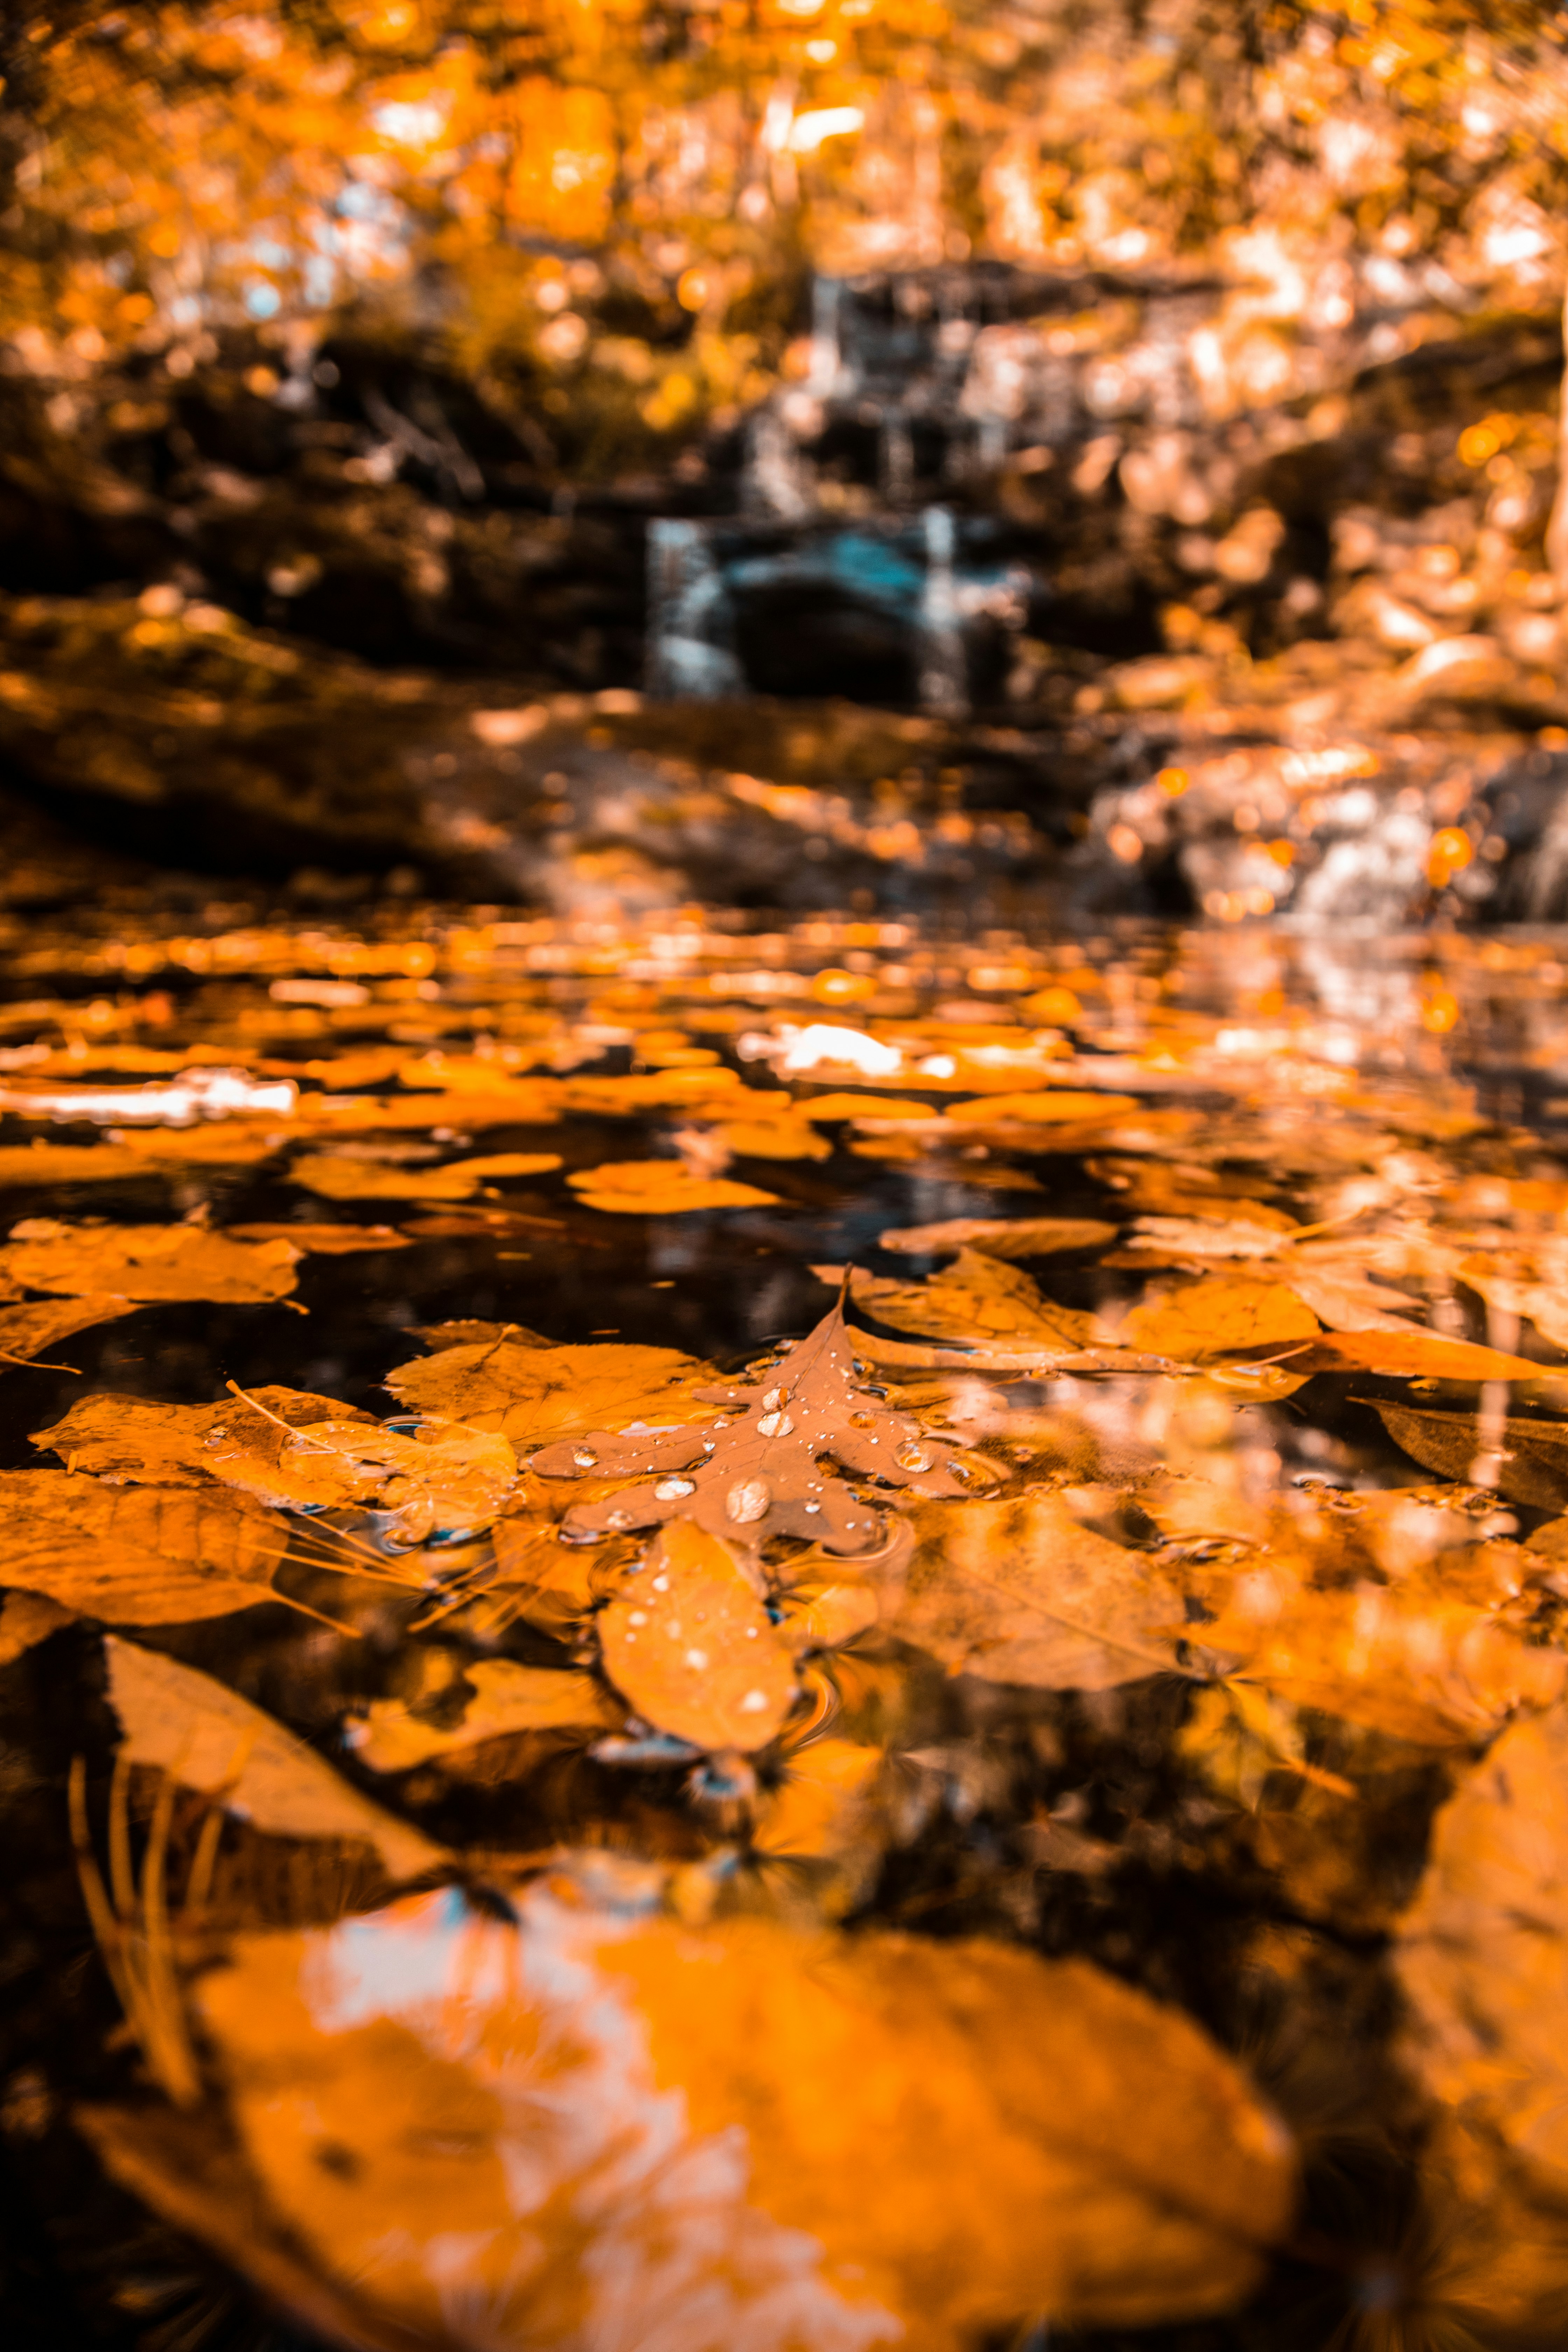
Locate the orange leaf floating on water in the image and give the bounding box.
[224,1222,411,1254]
[0,1590,74,1666]
[0,1144,153,1186]
[0,1293,136,1370]
[799,1093,935,1122]
[1120,1275,1320,1360]
[819,1250,1103,1352]
[31,1386,375,1503]
[709,1115,832,1162]
[384,1338,709,1444]
[290,1150,561,1201]
[107,1123,293,1167]
[1373,1401,1568,1511]
[347,1655,621,1773]
[0,1220,300,1304]
[878,1214,1120,1257]
[0,1471,286,1622]
[566,1159,782,1212]
[136,1866,1293,2349]
[599,1521,797,1751]
[1248,1330,1542,1381]
[531,1293,979,1558]
[942,1090,1141,1125]
[1398,1699,1568,2190]
[886,1493,1191,1689]
[105,1638,448,1881]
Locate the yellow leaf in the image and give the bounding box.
[1121,1276,1319,1359]
[566,1160,782,1212]
[0,1221,299,1303]
[0,1471,286,1622]
[289,1151,560,1200]
[348,1657,620,1772]
[383,1338,709,1444]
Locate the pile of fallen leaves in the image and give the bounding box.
[8,912,1568,2345]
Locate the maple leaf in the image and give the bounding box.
[530,1289,985,1558]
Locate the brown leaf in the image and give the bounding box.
[1120,1276,1319,1360]
[170,1868,1294,2347]
[289,1150,561,1200]
[1374,1401,1568,1512]
[565,1159,782,1212]
[0,1293,135,1370]
[0,1471,285,1622]
[877,1216,1119,1258]
[820,1250,1102,1352]
[0,1220,300,1303]
[599,1521,797,1751]
[383,1338,709,1444]
[105,1638,448,1881]
[1398,1699,1568,2191]
[347,1655,620,1773]
[881,1493,1191,1689]
[530,1294,980,1559]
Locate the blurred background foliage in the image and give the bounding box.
[5,1,1568,479]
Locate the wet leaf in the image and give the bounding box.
[881,1493,1191,1689]
[0,1293,135,1370]
[821,1250,1103,1351]
[225,1222,412,1254]
[565,1159,782,1212]
[31,1387,377,1506]
[712,1115,833,1162]
[0,1143,154,1186]
[599,1521,797,1751]
[530,1294,979,1559]
[168,1869,1294,2345]
[877,1215,1120,1258]
[0,1220,300,1304]
[1253,1331,1542,1381]
[0,1589,74,1666]
[0,1472,286,1622]
[1374,1403,1568,1510]
[942,1090,1141,1126]
[1120,1275,1320,1360]
[290,1150,561,1200]
[347,1656,620,1773]
[384,1338,709,1444]
[105,1638,448,1882]
[1398,1698,1568,2190]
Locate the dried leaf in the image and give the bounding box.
[0,1293,135,1370]
[1120,1276,1320,1360]
[566,1159,782,1212]
[1398,1699,1568,2191]
[0,1221,299,1303]
[174,1871,1294,2347]
[1374,1402,1568,1512]
[820,1250,1102,1351]
[880,1493,1191,1689]
[104,1637,448,1881]
[599,1521,797,1751]
[530,1294,978,1558]
[290,1151,561,1200]
[347,1657,620,1773]
[878,1216,1119,1258]
[0,1471,285,1622]
[384,1338,708,1444]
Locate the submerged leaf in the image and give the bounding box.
[566,1159,782,1212]
[1398,1699,1568,2190]
[599,1521,797,1751]
[883,1493,1191,1689]
[0,1221,299,1303]
[170,1871,1294,2347]
[347,1657,620,1773]
[105,1638,448,1881]
[0,1471,285,1622]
